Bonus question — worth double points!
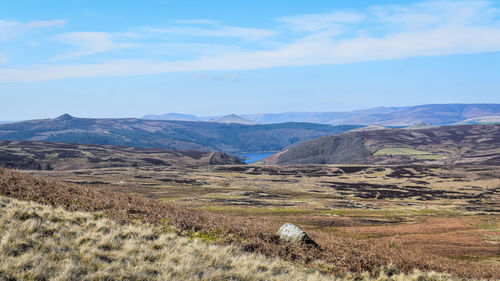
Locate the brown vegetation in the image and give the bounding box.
[1,195,465,281]
[0,140,242,170]
[263,123,500,165]
[1,168,498,279]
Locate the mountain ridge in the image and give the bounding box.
[0,115,360,153]
[141,104,500,126]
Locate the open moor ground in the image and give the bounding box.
[2,167,498,279]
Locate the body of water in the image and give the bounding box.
[238,152,275,164]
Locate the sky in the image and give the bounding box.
[0,0,499,120]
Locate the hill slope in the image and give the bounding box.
[0,114,359,153]
[263,124,500,165]
[0,141,242,170]
[0,195,338,281]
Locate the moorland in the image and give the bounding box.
[0,114,498,280]
[264,124,500,165]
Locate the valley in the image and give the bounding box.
[0,117,498,280]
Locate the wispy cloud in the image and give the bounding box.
[0,19,66,41]
[148,20,277,41]
[1,1,500,82]
[51,32,138,60]
[278,12,365,32]
[150,42,246,57]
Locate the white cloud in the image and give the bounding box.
[278,12,365,32]
[0,19,66,41]
[152,42,247,57]
[51,32,138,60]
[370,1,498,29]
[1,1,500,82]
[148,24,277,41]
[24,20,67,28]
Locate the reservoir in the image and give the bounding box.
[238,152,275,164]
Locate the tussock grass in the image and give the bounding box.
[0,196,460,281]
[1,168,498,280]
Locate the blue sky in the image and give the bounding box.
[0,0,499,120]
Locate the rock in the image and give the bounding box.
[276,223,318,247]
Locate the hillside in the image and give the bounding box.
[263,124,500,165]
[0,114,360,153]
[2,195,469,281]
[0,141,242,170]
[0,196,335,281]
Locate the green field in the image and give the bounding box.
[374,147,445,160]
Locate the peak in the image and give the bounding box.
[56,114,74,120]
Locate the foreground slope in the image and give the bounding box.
[0,196,330,281]
[1,168,498,279]
[0,196,464,281]
[0,140,242,170]
[263,124,500,165]
[0,114,359,153]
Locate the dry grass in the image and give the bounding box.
[1,168,499,280]
[0,196,462,281]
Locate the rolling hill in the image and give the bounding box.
[0,114,360,153]
[0,141,243,170]
[263,124,500,165]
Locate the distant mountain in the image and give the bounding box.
[0,114,360,153]
[142,104,500,126]
[242,107,398,124]
[210,114,258,125]
[141,113,201,121]
[340,104,500,126]
[0,141,243,170]
[262,124,500,165]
